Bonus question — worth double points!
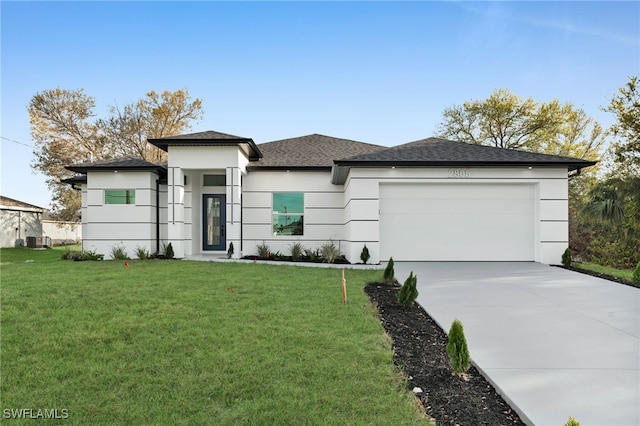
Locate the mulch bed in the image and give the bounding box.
[365,282,524,426]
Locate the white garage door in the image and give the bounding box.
[379,183,535,261]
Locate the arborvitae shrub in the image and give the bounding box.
[397,271,418,306]
[227,242,234,259]
[360,244,370,264]
[563,416,580,426]
[383,257,395,283]
[446,318,471,375]
[562,248,572,267]
[164,242,174,259]
[632,261,640,286]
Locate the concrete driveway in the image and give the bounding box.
[392,262,639,426]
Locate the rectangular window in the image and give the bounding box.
[203,174,226,186]
[272,193,303,236]
[105,189,135,205]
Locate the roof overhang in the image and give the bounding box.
[148,137,263,161]
[331,160,598,184]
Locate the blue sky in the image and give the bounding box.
[2,1,638,209]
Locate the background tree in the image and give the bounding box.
[604,75,640,174]
[29,88,203,220]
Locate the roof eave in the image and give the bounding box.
[246,165,332,172]
[148,138,263,161]
[331,160,598,184]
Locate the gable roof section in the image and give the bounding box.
[65,157,167,174]
[0,196,45,212]
[248,134,386,169]
[331,137,597,183]
[148,130,262,161]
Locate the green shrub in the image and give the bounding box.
[383,257,395,283]
[135,246,150,260]
[562,248,572,267]
[446,318,470,375]
[227,242,234,259]
[110,245,130,260]
[360,245,370,264]
[163,242,174,259]
[304,248,320,262]
[397,271,418,306]
[62,249,105,261]
[633,261,640,286]
[563,416,580,426]
[320,241,341,263]
[256,242,270,258]
[290,242,304,261]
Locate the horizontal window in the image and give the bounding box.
[105,189,135,205]
[203,174,226,186]
[273,193,303,236]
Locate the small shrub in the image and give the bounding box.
[82,250,104,261]
[397,271,418,306]
[290,242,304,261]
[110,245,130,260]
[304,248,320,262]
[256,242,270,258]
[360,244,370,264]
[446,318,471,375]
[563,416,580,426]
[227,242,234,259]
[163,242,174,259]
[320,241,341,263]
[633,261,640,286]
[562,248,572,267]
[61,250,84,261]
[383,257,395,283]
[135,246,150,260]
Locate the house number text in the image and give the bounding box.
[448,168,470,178]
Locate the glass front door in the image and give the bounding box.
[203,194,226,251]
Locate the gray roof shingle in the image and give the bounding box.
[336,137,597,169]
[249,134,387,169]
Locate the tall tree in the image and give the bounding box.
[29,88,203,220]
[604,75,640,175]
[436,88,605,161]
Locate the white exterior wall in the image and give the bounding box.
[343,167,569,264]
[0,207,43,248]
[82,171,161,258]
[42,220,82,244]
[242,170,345,258]
[167,146,249,258]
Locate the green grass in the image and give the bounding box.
[572,261,634,283]
[0,247,430,425]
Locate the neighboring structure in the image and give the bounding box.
[64,131,596,264]
[42,219,82,246]
[0,196,45,248]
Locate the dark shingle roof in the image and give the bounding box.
[65,157,167,174]
[249,134,387,169]
[336,137,597,168]
[148,130,262,160]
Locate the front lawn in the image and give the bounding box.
[572,261,634,283]
[0,247,429,425]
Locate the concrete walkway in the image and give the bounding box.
[393,262,639,426]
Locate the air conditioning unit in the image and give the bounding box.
[15,238,24,247]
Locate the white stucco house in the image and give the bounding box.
[64,130,595,264]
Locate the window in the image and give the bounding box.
[105,189,135,205]
[273,193,303,236]
[203,174,226,186]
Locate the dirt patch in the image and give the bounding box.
[365,282,525,426]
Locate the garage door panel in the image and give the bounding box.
[380,183,535,261]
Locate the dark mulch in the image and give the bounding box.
[365,282,524,426]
